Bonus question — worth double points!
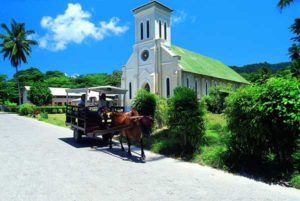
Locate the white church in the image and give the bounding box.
[121,1,248,106]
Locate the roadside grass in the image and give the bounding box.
[144,113,228,166]
[38,113,67,128]
[193,113,228,170]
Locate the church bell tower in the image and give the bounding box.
[133,1,172,46]
[122,1,173,107]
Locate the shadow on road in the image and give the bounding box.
[58,137,146,163]
[92,147,146,163]
[58,137,114,148]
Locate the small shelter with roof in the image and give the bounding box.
[121,1,248,107]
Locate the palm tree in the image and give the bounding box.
[0,19,38,105]
[278,0,295,9]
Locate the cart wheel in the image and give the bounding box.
[102,134,110,144]
[73,129,82,143]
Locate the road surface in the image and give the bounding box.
[0,113,299,201]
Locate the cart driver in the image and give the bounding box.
[98,93,111,126]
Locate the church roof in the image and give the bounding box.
[170,46,249,84]
[133,1,173,14]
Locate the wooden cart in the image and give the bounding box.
[65,86,128,142]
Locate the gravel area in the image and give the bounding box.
[0,113,299,201]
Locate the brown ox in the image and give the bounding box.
[110,110,153,159]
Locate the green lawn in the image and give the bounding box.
[38,113,67,128]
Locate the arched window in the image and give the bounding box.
[164,22,167,40]
[195,80,198,95]
[129,82,132,99]
[205,80,208,95]
[146,20,150,38]
[159,20,162,38]
[143,83,150,92]
[186,78,189,88]
[140,23,144,40]
[166,78,170,98]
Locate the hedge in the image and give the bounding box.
[37,106,66,114]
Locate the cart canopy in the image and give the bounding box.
[66,86,127,95]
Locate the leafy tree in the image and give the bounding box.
[278,0,295,9]
[28,83,52,106]
[44,76,72,88]
[0,74,7,103]
[45,70,65,78]
[278,0,300,77]
[0,19,38,104]
[14,67,44,87]
[109,70,122,86]
[5,79,18,103]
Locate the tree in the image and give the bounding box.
[0,74,7,103]
[278,0,295,9]
[45,70,65,78]
[15,67,44,87]
[278,1,300,77]
[0,19,38,105]
[28,83,52,106]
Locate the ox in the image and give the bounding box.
[110,110,153,159]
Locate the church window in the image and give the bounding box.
[140,23,144,40]
[186,78,189,88]
[129,82,132,99]
[166,78,170,98]
[159,20,162,38]
[205,80,208,95]
[195,80,198,95]
[146,20,150,38]
[164,22,167,40]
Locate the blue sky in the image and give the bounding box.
[0,0,299,78]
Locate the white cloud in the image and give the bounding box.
[171,10,197,25]
[39,3,128,51]
[172,10,187,24]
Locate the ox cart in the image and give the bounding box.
[65,86,129,143]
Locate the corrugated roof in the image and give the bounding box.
[170,46,249,84]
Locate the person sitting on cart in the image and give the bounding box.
[78,94,86,107]
[98,93,111,126]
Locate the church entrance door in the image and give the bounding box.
[142,83,150,92]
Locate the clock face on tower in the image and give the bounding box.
[141,50,149,61]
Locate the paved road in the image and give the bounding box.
[0,113,299,201]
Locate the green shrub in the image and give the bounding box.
[201,86,232,114]
[39,112,48,119]
[132,89,157,117]
[290,174,300,189]
[3,100,18,112]
[225,77,300,175]
[37,106,66,114]
[154,97,169,129]
[18,103,36,116]
[168,87,205,154]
